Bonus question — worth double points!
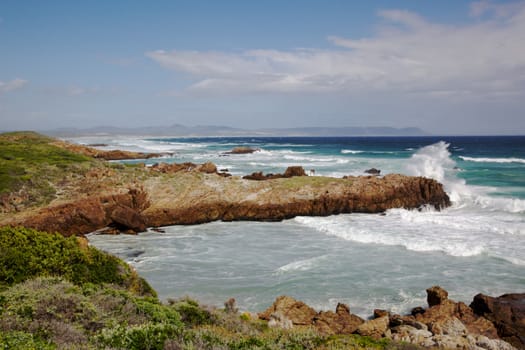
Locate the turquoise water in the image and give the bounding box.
[85,136,525,317]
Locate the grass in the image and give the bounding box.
[0,131,94,209]
[0,227,423,349]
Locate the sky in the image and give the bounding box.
[1,0,524,135]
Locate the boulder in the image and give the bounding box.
[313,303,364,335]
[197,162,218,174]
[259,296,317,326]
[225,147,258,154]
[364,168,381,175]
[471,293,525,349]
[427,285,449,306]
[283,166,307,178]
[355,315,389,339]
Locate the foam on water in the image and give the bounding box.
[459,156,525,164]
[405,141,525,213]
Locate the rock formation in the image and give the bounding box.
[259,287,519,350]
[471,293,525,349]
[243,166,307,180]
[224,146,259,154]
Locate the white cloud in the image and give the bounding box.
[0,78,27,93]
[147,1,525,99]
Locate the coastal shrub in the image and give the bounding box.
[0,331,55,350]
[0,226,155,296]
[96,322,181,350]
[169,297,214,327]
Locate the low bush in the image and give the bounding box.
[0,226,154,296]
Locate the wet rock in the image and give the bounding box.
[471,293,525,349]
[259,296,317,326]
[364,168,381,175]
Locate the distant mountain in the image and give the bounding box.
[44,124,428,137]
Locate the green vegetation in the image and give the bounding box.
[0,226,154,295]
[0,225,420,349]
[0,131,93,207]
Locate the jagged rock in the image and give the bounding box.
[415,288,499,339]
[313,303,364,335]
[471,293,525,349]
[355,315,389,339]
[259,296,317,326]
[427,285,449,306]
[430,316,467,336]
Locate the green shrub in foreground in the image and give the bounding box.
[0,226,155,296]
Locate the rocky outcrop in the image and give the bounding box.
[52,140,168,160]
[142,172,450,227]
[260,297,364,335]
[259,287,518,350]
[224,146,259,154]
[5,188,150,236]
[258,296,317,325]
[471,293,525,349]
[2,165,450,235]
[243,166,307,180]
[313,303,364,335]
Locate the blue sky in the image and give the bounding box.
[1,0,524,134]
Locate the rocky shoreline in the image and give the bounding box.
[257,286,524,349]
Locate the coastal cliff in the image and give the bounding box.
[0,132,450,236]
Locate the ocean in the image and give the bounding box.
[85,135,525,317]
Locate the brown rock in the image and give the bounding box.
[283,166,307,177]
[313,303,364,335]
[355,316,389,339]
[225,146,258,154]
[259,296,317,326]
[471,293,525,349]
[415,288,499,340]
[427,285,449,306]
[373,309,389,319]
[197,162,218,174]
[109,205,147,232]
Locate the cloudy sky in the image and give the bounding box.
[1,0,524,135]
